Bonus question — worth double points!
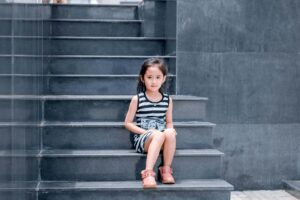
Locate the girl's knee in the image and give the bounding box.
[152,130,166,142]
[164,128,177,139]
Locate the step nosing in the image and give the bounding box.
[0,55,177,58]
[40,149,223,157]
[0,36,175,40]
[0,95,208,101]
[37,180,233,191]
[0,121,215,127]
[0,18,143,23]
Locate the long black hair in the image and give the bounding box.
[137,58,168,93]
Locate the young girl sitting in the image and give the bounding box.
[124,58,177,189]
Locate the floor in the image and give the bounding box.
[231,190,299,200]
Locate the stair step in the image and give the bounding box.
[49,37,170,56]
[0,124,40,150]
[0,150,39,181]
[0,74,175,95]
[0,97,42,122]
[51,4,138,20]
[0,19,142,37]
[40,149,223,181]
[0,75,43,95]
[0,37,10,54]
[0,95,207,122]
[0,55,176,75]
[0,180,233,200]
[284,180,300,190]
[47,56,176,75]
[0,181,37,200]
[284,180,300,198]
[43,95,207,122]
[45,74,176,95]
[0,36,174,56]
[50,19,142,37]
[42,121,214,150]
[0,121,214,150]
[0,3,50,19]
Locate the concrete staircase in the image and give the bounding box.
[0,3,233,200]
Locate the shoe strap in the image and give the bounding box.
[160,166,173,174]
[141,170,156,179]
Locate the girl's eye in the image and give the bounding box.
[147,76,152,79]
[156,76,161,79]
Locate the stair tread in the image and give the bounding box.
[0,74,176,77]
[0,55,176,58]
[0,18,143,22]
[0,150,40,157]
[0,121,215,127]
[0,95,208,101]
[43,121,216,127]
[0,149,223,157]
[41,149,224,157]
[39,179,233,191]
[0,18,143,23]
[0,180,233,191]
[284,180,300,191]
[0,36,175,40]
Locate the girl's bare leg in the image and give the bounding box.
[144,131,165,170]
[162,128,176,166]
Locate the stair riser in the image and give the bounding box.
[43,126,213,150]
[0,38,11,54]
[0,127,40,150]
[46,77,175,95]
[0,191,36,200]
[44,100,206,122]
[0,38,47,55]
[51,6,137,20]
[0,100,42,122]
[0,20,50,36]
[0,157,38,181]
[0,4,50,19]
[0,56,175,75]
[51,21,141,37]
[0,77,44,95]
[41,155,221,181]
[48,57,176,75]
[50,39,164,56]
[0,57,47,74]
[0,20,11,36]
[39,190,231,200]
[1,38,165,56]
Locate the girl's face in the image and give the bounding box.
[141,65,166,93]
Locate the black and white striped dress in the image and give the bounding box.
[133,92,170,153]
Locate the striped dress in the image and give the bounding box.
[133,92,170,153]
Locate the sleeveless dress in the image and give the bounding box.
[133,92,169,153]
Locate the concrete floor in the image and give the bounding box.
[231,190,299,200]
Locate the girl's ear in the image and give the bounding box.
[140,75,144,83]
[163,75,166,83]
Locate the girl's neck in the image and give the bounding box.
[145,90,162,102]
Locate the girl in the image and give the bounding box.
[124,58,177,189]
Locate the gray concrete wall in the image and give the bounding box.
[176,0,300,189]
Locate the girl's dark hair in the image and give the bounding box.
[137,58,168,93]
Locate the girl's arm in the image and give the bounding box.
[124,95,147,135]
[165,96,174,129]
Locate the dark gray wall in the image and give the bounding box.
[176,0,300,189]
[141,0,176,55]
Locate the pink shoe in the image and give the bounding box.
[159,166,175,184]
[141,169,157,189]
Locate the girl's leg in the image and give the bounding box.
[144,130,165,170]
[162,128,176,166]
